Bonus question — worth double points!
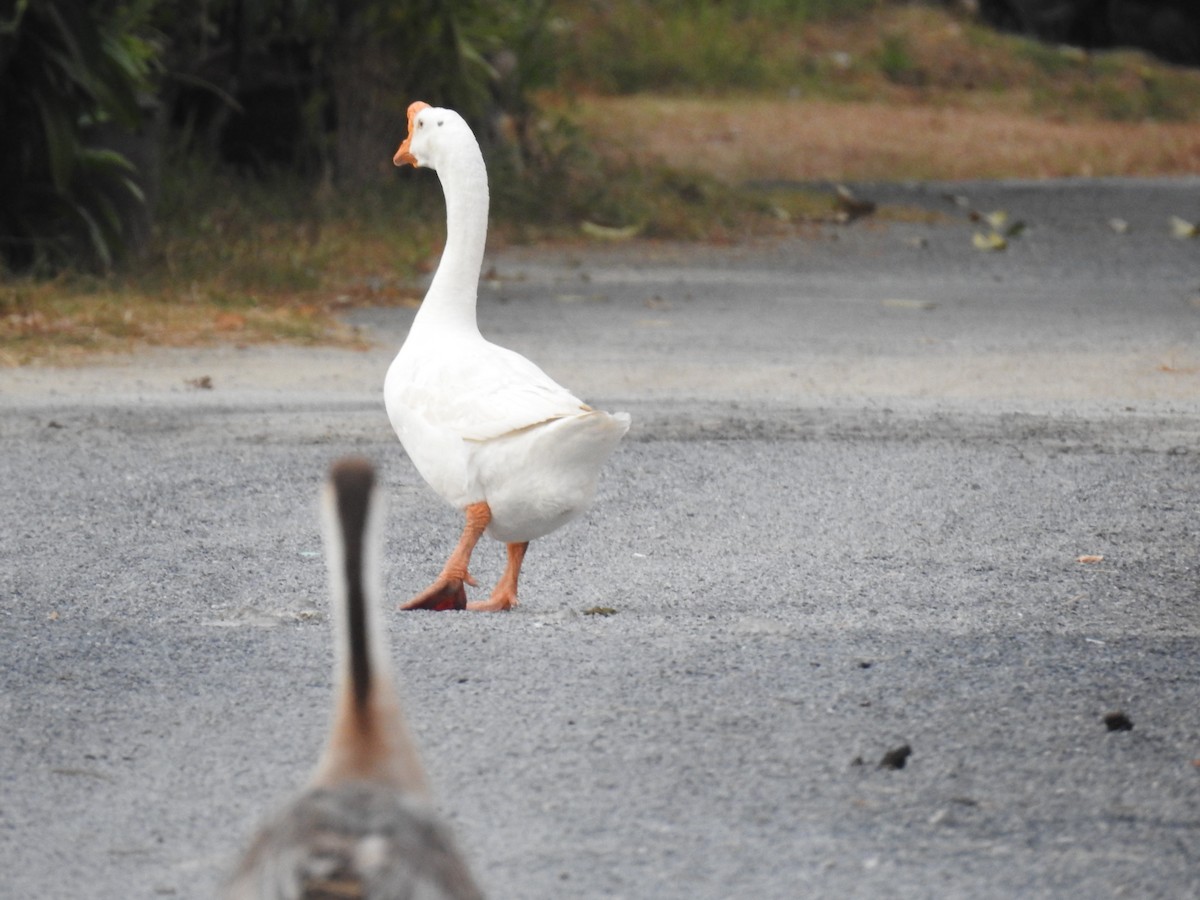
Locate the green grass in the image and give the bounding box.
[552,0,886,95]
[876,32,922,86]
[553,0,1200,121]
[146,155,440,294]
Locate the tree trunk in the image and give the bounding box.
[331,31,405,187]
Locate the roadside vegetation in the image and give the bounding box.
[4,0,1200,363]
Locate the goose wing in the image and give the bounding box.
[396,340,591,443]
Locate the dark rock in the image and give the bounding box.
[1103,711,1134,732]
[879,744,913,770]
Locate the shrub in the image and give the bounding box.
[0,0,159,273]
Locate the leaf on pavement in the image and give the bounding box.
[1169,216,1198,239]
[972,231,1007,252]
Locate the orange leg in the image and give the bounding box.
[399,501,491,611]
[468,541,528,612]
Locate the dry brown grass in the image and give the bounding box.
[574,94,1200,182]
[0,280,371,367]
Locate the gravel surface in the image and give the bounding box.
[2,178,1199,898]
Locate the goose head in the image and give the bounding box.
[393,101,473,172]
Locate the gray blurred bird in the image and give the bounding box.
[224,458,483,900]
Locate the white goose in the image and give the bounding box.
[225,458,482,899]
[386,101,630,612]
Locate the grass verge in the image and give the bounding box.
[6,2,1200,364]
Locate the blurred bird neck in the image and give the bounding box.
[313,475,429,797]
[314,682,429,796]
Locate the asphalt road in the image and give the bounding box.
[2,179,1199,898]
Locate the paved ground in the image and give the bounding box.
[2,179,1199,898]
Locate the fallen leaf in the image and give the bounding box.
[834,184,876,222]
[580,220,643,241]
[1169,216,1198,239]
[186,375,213,390]
[1108,218,1130,234]
[583,606,618,616]
[972,231,1007,252]
[1077,554,1104,564]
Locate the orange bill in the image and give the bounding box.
[393,100,431,167]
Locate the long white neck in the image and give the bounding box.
[413,138,490,335]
